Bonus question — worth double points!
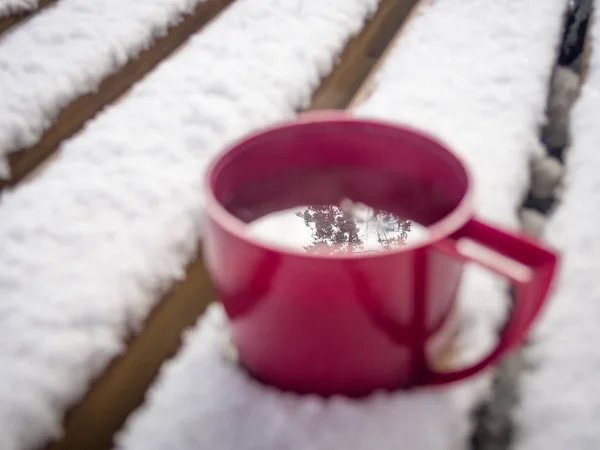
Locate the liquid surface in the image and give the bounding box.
[247,199,429,254]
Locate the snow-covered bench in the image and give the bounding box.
[0,0,51,22]
[0,0,234,186]
[115,1,570,450]
[0,0,53,34]
[0,1,419,449]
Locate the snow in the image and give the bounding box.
[116,305,472,450]
[0,0,209,178]
[0,0,379,449]
[515,8,600,450]
[115,1,567,450]
[0,0,37,18]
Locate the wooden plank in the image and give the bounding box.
[0,0,57,36]
[348,0,430,109]
[309,0,419,109]
[42,1,422,449]
[45,253,215,450]
[19,0,419,186]
[1,0,235,190]
[581,6,594,81]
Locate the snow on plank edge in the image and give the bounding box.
[0,0,210,178]
[114,1,567,450]
[0,0,38,18]
[516,7,600,450]
[0,0,379,449]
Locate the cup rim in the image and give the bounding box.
[204,114,474,260]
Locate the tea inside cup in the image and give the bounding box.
[219,161,459,255]
[246,198,430,255]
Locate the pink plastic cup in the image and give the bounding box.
[203,113,558,396]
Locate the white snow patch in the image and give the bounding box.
[0,0,37,18]
[116,305,475,450]
[516,7,600,450]
[0,0,208,176]
[0,0,378,449]
[115,1,566,450]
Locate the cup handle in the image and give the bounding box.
[423,217,558,385]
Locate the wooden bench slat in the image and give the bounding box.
[309,0,417,110]
[45,255,215,450]
[0,0,234,189]
[348,0,431,109]
[0,0,56,35]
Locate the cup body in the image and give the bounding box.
[204,113,557,395]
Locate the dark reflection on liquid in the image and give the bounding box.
[247,200,429,254]
[296,202,415,255]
